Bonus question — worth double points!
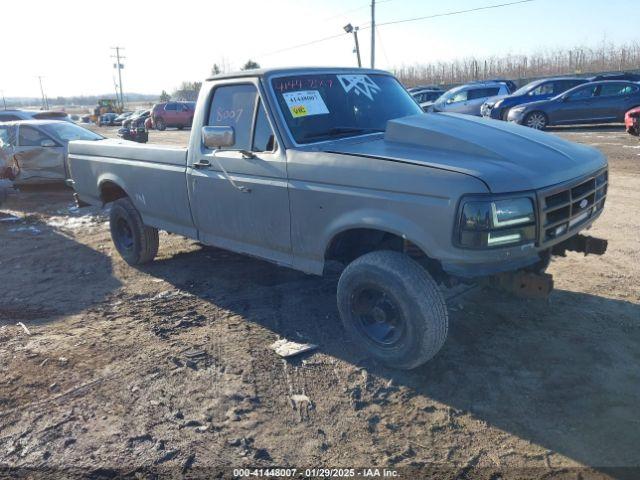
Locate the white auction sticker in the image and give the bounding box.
[282,90,329,118]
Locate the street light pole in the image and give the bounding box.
[344,23,362,68]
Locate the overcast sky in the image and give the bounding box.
[3,0,637,98]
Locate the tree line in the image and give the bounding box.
[394,41,640,87]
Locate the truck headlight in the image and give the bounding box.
[456,197,536,249]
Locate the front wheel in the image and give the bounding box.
[524,111,548,130]
[337,251,448,370]
[109,197,159,265]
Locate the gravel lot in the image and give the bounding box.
[1,124,638,479]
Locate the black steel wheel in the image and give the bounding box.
[337,250,448,369]
[109,197,159,265]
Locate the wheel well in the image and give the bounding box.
[324,228,445,281]
[100,181,128,204]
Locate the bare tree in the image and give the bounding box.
[394,41,640,87]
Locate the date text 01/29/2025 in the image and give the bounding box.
[233,468,399,477]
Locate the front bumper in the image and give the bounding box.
[442,167,608,279]
[481,104,503,120]
[507,109,527,123]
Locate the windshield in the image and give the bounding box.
[434,86,464,104]
[512,80,541,96]
[43,122,103,142]
[272,73,422,144]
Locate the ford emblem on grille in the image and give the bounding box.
[579,199,589,209]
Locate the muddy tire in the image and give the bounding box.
[337,250,448,369]
[109,198,159,265]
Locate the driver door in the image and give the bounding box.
[555,84,599,124]
[188,82,292,266]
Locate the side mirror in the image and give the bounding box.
[40,139,56,147]
[202,126,234,149]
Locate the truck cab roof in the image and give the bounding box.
[206,67,392,82]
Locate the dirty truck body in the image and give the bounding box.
[68,68,608,369]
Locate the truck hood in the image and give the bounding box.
[322,113,606,193]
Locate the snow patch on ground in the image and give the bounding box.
[45,215,107,230]
[8,226,41,235]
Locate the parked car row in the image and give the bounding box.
[506,81,640,130]
[410,71,640,132]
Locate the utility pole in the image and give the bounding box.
[37,76,49,110]
[344,24,362,68]
[111,47,126,109]
[370,0,376,68]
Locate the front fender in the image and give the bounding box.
[322,207,438,260]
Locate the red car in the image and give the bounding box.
[625,106,640,136]
[150,101,195,131]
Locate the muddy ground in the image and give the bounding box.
[0,125,639,479]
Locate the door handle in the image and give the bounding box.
[193,159,211,169]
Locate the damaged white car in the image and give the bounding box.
[0,120,102,185]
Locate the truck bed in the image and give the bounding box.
[68,139,196,237]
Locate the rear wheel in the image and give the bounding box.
[109,197,159,265]
[177,125,184,130]
[337,251,448,369]
[155,117,166,131]
[524,111,548,130]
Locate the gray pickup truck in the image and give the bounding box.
[68,67,609,369]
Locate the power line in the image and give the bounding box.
[322,0,393,22]
[363,0,536,29]
[261,32,347,57]
[261,0,537,59]
[375,27,390,66]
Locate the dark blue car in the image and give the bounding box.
[481,77,588,120]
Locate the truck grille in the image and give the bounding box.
[538,169,608,244]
